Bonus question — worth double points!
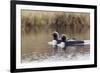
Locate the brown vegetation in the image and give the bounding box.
[21,10,90,39]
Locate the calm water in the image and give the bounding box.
[21,30,90,62]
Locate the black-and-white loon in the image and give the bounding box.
[48,32,90,49]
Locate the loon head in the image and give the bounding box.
[52,31,59,40]
[61,34,66,42]
[57,34,66,48]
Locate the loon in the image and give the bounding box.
[48,32,90,53]
[57,34,90,49]
[48,31,61,46]
[48,31,62,53]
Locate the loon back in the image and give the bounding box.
[65,41,84,46]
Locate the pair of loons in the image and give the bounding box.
[48,31,90,52]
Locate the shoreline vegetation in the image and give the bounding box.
[21,10,90,40]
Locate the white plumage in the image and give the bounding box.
[57,42,65,48]
[48,40,57,46]
[84,40,90,45]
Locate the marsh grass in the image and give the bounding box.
[21,10,90,39]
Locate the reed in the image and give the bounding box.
[21,10,90,39]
